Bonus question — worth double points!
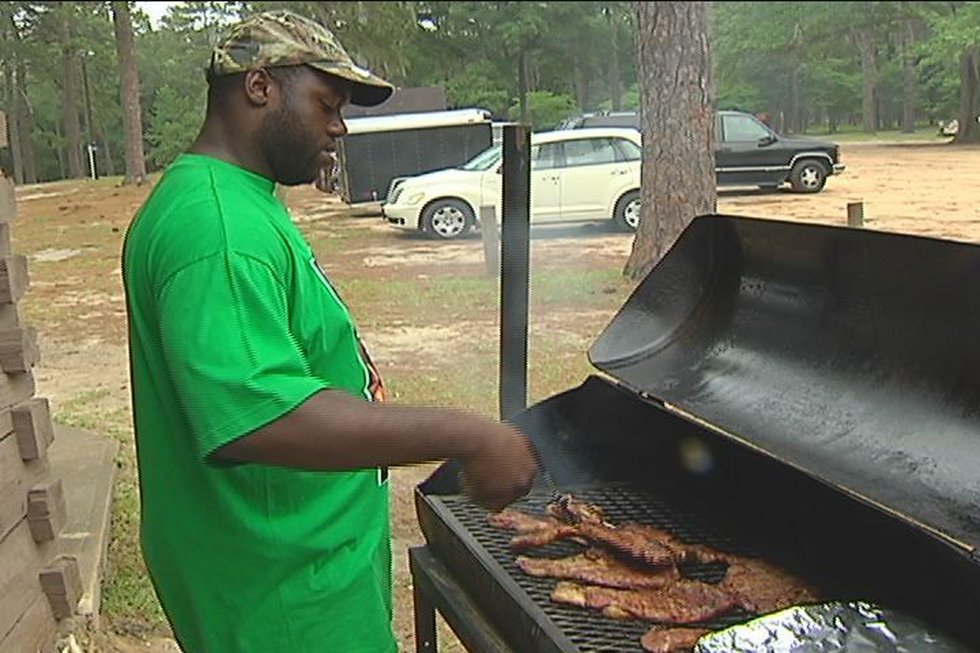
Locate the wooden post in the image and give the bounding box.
[479,205,499,278]
[847,202,864,228]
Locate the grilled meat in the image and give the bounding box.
[488,508,584,549]
[546,494,607,524]
[509,525,582,549]
[541,496,730,567]
[487,509,563,533]
[571,521,681,567]
[551,580,739,624]
[640,627,712,653]
[619,522,731,565]
[516,549,680,590]
[719,556,821,613]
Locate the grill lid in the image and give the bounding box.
[589,214,980,556]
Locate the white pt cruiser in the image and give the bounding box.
[381,128,643,240]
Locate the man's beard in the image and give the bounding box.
[259,100,322,186]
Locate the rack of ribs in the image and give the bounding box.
[516,548,680,590]
[551,580,740,624]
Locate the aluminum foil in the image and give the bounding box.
[694,601,971,652]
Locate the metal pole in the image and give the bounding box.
[86,144,97,180]
[499,124,530,420]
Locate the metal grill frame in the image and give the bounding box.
[413,376,980,652]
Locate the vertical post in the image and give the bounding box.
[499,125,530,420]
[479,205,499,278]
[847,202,864,228]
[86,145,98,181]
[412,582,437,652]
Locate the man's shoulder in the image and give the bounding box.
[127,159,295,287]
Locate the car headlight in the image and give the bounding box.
[388,185,404,204]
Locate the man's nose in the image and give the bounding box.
[328,118,348,138]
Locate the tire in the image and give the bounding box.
[614,190,641,232]
[788,159,828,193]
[420,199,474,240]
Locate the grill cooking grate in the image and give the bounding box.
[437,484,767,653]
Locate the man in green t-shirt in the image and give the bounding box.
[122,11,536,653]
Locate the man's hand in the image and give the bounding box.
[458,422,537,511]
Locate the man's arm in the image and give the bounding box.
[215,388,537,511]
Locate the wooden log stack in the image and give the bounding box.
[0,177,76,652]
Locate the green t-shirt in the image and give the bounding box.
[122,154,395,653]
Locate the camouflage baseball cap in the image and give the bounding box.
[208,10,394,107]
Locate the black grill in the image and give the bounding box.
[437,484,764,652]
[412,214,980,653]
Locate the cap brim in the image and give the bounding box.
[309,61,394,107]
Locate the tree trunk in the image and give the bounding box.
[627,1,715,280]
[788,61,801,134]
[112,1,147,183]
[3,64,24,185]
[54,119,66,180]
[574,64,590,111]
[100,129,116,177]
[16,61,37,184]
[955,46,980,144]
[609,12,623,110]
[517,49,529,124]
[901,16,916,133]
[59,10,84,179]
[857,30,878,135]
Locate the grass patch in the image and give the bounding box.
[101,447,171,636]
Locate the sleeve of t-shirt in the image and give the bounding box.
[156,250,328,461]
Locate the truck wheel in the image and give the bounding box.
[789,159,828,193]
[614,191,641,232]
[421,199,474,239]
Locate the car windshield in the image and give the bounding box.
[460,145,502,171]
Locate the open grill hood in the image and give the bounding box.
[589,214,980,560]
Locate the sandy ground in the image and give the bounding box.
[11,141,980,652]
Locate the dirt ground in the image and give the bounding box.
[11,141,980,652]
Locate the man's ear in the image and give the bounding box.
[243,69,274,107]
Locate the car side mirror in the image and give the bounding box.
[757,134,777,147]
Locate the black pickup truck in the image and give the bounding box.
[558,110,845,193]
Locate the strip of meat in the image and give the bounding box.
[516,549,680,590]
[487,508,583,549]
[620,523,730,565]
[545,496,730,567]
[641,627,712,653]
[551,581,739,624]
[718,556,821,614]
[487,509,562,533]
[509,525,582,549]
[572,521,680,567]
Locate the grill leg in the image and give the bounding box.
[414,581,437,652]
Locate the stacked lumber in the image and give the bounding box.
[0,177,77,653]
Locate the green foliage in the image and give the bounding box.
[508,90,578,129]
[146,84,204,167]
[1,0,976,182]
[445,61,510,115]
